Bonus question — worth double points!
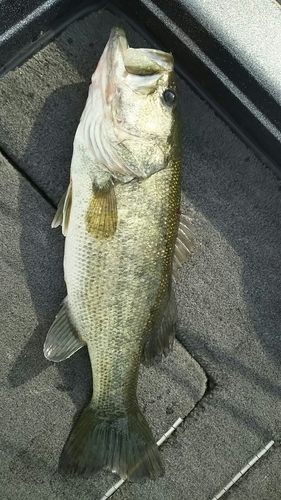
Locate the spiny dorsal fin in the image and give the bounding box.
[51,182,72,236]
[44,298,85,362]
[173,214,195,279]
[86,180,117,239]
[143,288,177,366]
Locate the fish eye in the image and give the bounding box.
[162,89,176,107]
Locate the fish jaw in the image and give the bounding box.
[75,28,133,180]
[91,28,129,107]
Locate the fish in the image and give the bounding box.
[44,27,194,481]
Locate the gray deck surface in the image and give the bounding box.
[0,8,281,500]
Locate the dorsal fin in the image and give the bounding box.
[173,214,195,279]
[142,288,177,366]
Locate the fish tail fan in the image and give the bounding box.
[59,403,164,481]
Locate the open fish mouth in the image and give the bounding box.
[108,26,174,73]
[96,27,175,101]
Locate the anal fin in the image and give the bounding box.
[143,288,177,366]
[44,298,85,362]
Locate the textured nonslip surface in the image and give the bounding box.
[0,7,281,500]
[183,0,281,104]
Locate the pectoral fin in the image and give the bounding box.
[173,214,195,279]
[44,298,85,362]
[52,182,72,236]
[86,180,117,239]
[143,288,177,366]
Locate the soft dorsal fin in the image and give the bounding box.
[173,214,195,279]
[44,298,85,362]
[51,182,72,236]
[142,288,177,366]
[86,180,117,239]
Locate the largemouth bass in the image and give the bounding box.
[44,27,194,481]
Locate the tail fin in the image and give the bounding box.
[59,403,164,481]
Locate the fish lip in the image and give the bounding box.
[106,27,129,74]
[108,27,129,55]
[97,27,128,106]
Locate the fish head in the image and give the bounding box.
[77,28,180,181]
